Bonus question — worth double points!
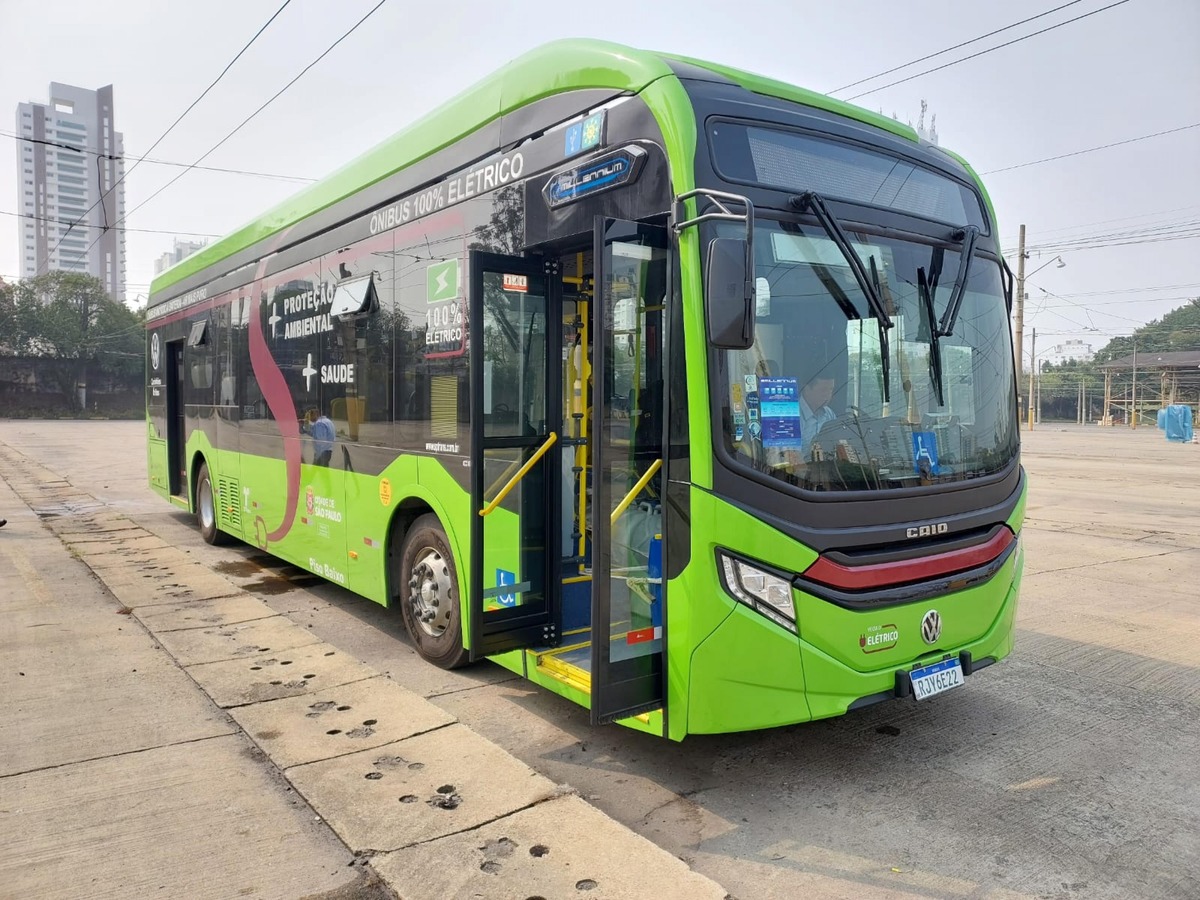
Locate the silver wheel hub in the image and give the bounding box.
[199,479,215,530]
[409,548,452,638]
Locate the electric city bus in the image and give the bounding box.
[145,39,1024,740]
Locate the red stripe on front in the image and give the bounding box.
[801,528,1015,591]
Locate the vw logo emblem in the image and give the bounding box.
[150,333,161,371]
[921,610,942,645]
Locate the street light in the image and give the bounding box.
[1026,255,1066,281]
[1013,253,1066,415]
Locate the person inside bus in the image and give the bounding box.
[799,372,837,454]
[303,407,335,466]
[752,354,838,474]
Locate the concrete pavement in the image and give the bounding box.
[0,460,381,899]
[0,437,729,900]
[4,420,1200,899]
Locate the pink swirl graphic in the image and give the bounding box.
[247,233,302,547]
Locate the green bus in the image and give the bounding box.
[145,39,1024,740]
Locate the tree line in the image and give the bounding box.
[0,272,144,413]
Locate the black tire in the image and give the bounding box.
[397,514,470,669]
[195,462,230,546]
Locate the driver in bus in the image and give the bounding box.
[755,357,836,464]
[798,372,836,454]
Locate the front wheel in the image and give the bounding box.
[195,461,230,545]
[398,514,470,669]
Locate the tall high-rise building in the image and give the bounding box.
[154,238,207,276]
[15,83,125,300]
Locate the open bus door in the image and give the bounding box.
[591,219,670,724]
[166,339,186,497]
[468,252,562,659]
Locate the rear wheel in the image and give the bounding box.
[195,462,230,545]
[398,514,470,669]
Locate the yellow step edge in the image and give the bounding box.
[536,653,591,694]
[540,639,590,656]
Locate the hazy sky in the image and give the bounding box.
[2,0,1197,357]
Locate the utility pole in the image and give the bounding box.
[1131,337,1138,429]
[1027,327,1036,430]
[1036,361,1042,424]
[1014,224,1026,406]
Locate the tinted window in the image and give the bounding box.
[710,122,987,230]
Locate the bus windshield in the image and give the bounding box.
[714,217,1018,492]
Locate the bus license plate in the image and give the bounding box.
[910,658,964,701]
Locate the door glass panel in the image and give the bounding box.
[469,254,557,658]
[603,239,667,656]
[479,269,548,613]
[593,220,669,722]
[479,446,545,613]
[482,271,547,439]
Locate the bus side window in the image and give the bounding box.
[323,237,396,448]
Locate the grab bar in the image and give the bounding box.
[479,432,558,517]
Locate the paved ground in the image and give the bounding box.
[2,419,1198,899]
[0,427,726,900]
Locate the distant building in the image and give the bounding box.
[1044,340,1095,367]
[154,239,208,276]
[15,83,125,301]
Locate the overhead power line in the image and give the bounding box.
[981,123,1200,175]
[830,0,1087,94]
[1005,218,1200,255]
[1034,234,1200,253]
[2,209,220,238]
[39,0,295,273]
[1029,227,1200,253]
[843,0,1135,101]
[1031,282,1200,298]
[118,0,391,229]
[3,130,315,183]
[55,0,393,281]
[1000,204,1200,247]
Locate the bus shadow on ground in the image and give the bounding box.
[514,633,1199,900]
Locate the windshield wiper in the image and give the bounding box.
[918,266,945,406]
[791,191,894,402]
[809,263,862,324]
[937,225,980,337]
[866,256,892,406]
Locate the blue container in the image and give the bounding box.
[1165,405,1194,443]
[1157,408,1167,430]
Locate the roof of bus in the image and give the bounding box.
[150,39,931,301]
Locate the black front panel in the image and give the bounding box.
[681,78,1022,552]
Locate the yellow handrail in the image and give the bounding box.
[484,454,525,499]
[610,458,662,526]
[479,432,558,517]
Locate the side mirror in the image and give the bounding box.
[705,237,755,349]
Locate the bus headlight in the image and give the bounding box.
[717,550,797,633]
